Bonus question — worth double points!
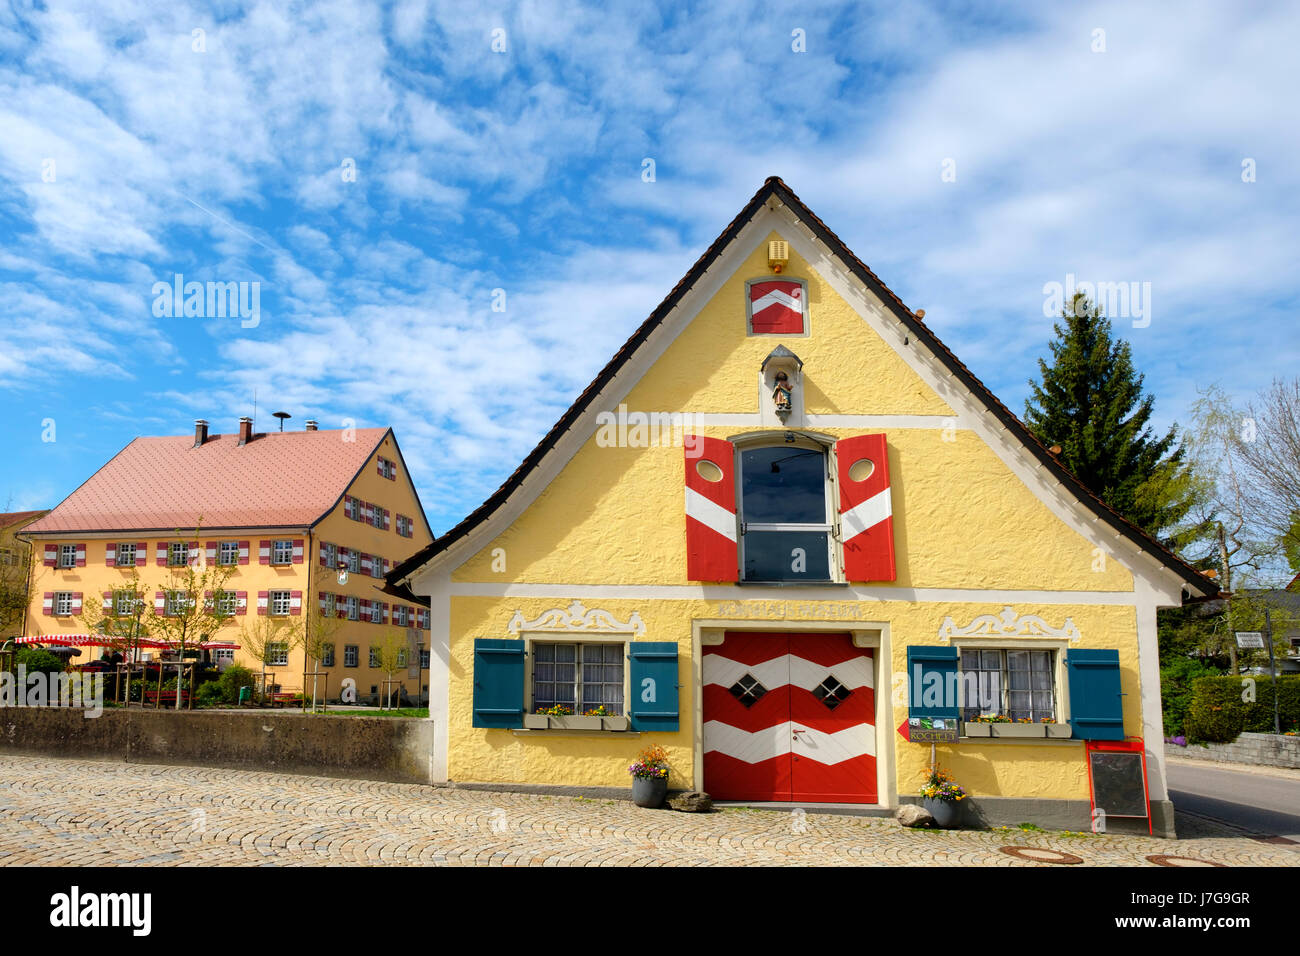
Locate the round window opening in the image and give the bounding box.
[847,458,875,482]
[696,459,724,482]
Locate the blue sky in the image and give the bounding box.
[1,0,1297,535]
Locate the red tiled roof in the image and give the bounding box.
[0,511,48,529]
[23,428,389,534]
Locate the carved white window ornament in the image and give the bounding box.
[937,606,1081,644]
[508,600,646,636]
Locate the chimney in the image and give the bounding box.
[305,420,318,432]
[238,416,254,445]
[194,419,209,446]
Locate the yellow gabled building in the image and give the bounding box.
[20,417,433,701]
[386,178,1217,835]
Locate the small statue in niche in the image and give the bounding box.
[772,370,793,419]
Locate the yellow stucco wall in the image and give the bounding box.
[436,225,1149,804]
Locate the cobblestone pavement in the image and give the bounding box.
[0,755,1295,867]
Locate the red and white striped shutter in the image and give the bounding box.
[256,591,269,615]
[318,592,327,613]
[336,600,347,620]
[319,543,328,567]
[339,546,350,566]
[836,434,896,582]
[290,591,302,615]
[156,544,167,566]
[238,541,250,565]
[102,591,113,610]
[75,544,86,567]
[684,436,738,582]
[376,459,383,477]
[206,541,218,563]
[155,591,166,612]
[188,541,200,565]
[258,540,271,565]
[105,544,116,567]
[203,589,214,612]
[292,539,304,564]
[136,543,147,567]
[70,592,83,613]
[236,591,248,615]
[343,495,352,518]
[360,553,372,575]
[42,592,53,615]
[43,545,58,567]
[381,602,389,624]
[383,509,390,531]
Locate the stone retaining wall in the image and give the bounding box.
[1167,732,1300,769]
[0,707,434,784]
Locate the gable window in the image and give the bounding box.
[959,648,1057,723]
[271,540,294,565]
[168,542,188,567]
[116,543,136,567]
[58,544,77,569]
[218,541,240,566]
[737,439,833,583]
[532,642,624,716]
[378,456,396,480]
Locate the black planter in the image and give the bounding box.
[632,775,668,808]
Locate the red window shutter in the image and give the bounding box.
[238,541,250,565]
[42,592,54,616]
[257,591,269,615]
[259,540,271,565]
[383,509,390,531]
[683,436,738,582]
[70,592,83,613]
[136,543,147,567]
[155,591,166,612]
[361,553,372,574]
[836,434,896,582]
[43,545,57,567]
[156,544,167,566]
[319,544,328,567]
[102,591,113,610]
[75,544,86,567]
[292,539,304,564]
[236,591,248,615]
[361,598,371,622]
[105,544,116,567]
[290,590,302,615]
[318,591,327,612]
[206,541,218,564]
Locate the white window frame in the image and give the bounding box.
[113,590,137,616]
[269,590,291,616]
[346,596,359,621]
[168,542,188,567]
[323,542,337,569]
[348,550,361,573]
[164,590,189,616]
[53,591,73,616]
[954,640,1068,725]
[369,646,381,668]
[266,642,289,666]
[733,433,838,584]
[58,544,77,569]
[321,644,335,668]
[214,649,235,665]
[116,543,136,567]
[218,541,240,566]
[215,590,237,616]
[271,540,294,565]
[344,645,359,668]
[370,506,384,530]
[527,636,628,717]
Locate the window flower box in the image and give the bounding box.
[1044,723,1071,738]
[963,722,992,737]
[990,722,1046,738]
[523,713,628,732]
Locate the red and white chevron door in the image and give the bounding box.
[703,633,877,803]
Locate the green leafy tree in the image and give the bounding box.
[1025,293,1198,545]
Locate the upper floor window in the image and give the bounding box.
[168,542,188,567]
[115,543,136,567]
[53,591,73,616]
[269,590,291,616]
[271,540,294,565]
[164,590,189,616]
[266,642,289,666]
[215,590,237,616]
[58,544,77,569]
[738,440,833,583]
[218,541,240,566]
[377,456,396,480]
[113,590,138,616]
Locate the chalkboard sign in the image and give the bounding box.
[1088,750,1148,818]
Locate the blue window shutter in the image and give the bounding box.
[907,646,959,721]
[1066,649,1125,740]
[628,643,679,732]
[472,639,525,729]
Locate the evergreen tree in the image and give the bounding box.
[1025,292,1198,543]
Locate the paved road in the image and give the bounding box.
[0,754,1296,866]
[1167,759,1300,841]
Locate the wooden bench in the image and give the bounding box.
[143,689,191,706]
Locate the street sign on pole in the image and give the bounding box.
[1235,631,1266,649]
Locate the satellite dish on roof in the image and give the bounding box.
[272,411,291,432]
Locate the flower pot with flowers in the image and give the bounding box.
[918,766,967,828]
[584,705,630,732]
[990,716,1047,738]
[628,744,670,808]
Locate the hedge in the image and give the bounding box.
[1186,676,1300,743]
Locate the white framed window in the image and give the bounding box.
[323,542,337,569]
[958,648,1058,723]
[419,650,430,669]
[116,543,136,567]
[168,542,188,567]
[324,593,337,618]
[215,590,237,616]
[736,437,835,583]
[271,540,294,565]
[378,456,396,480]
[113,590,137,616]
[370,506,384,530]
[372,556,385,578]
[58,544,77,568]
[218,541,240,566]
[369,646,381,668]
[267,642,289,666]
[344,645,359,667]
[321,644,335,667]
[530,641,625,716]
[345,596,359,621]
[53,591,73,616]
[164,590,189,616]
[348,550,361,573]
[214,649,235,665]
[269,590,291,616]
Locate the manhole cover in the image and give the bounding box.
[998,846,1083,864]
[1145,854,1226,867]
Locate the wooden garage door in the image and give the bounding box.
[702,632,876,803]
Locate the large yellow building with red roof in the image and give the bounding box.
[19,417,432,701]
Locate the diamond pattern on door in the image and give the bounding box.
[703,633,876,803]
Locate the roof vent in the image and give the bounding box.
[305,420,318,432]
[194,420,209,447]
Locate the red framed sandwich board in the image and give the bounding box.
[1085,737,1151,835]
